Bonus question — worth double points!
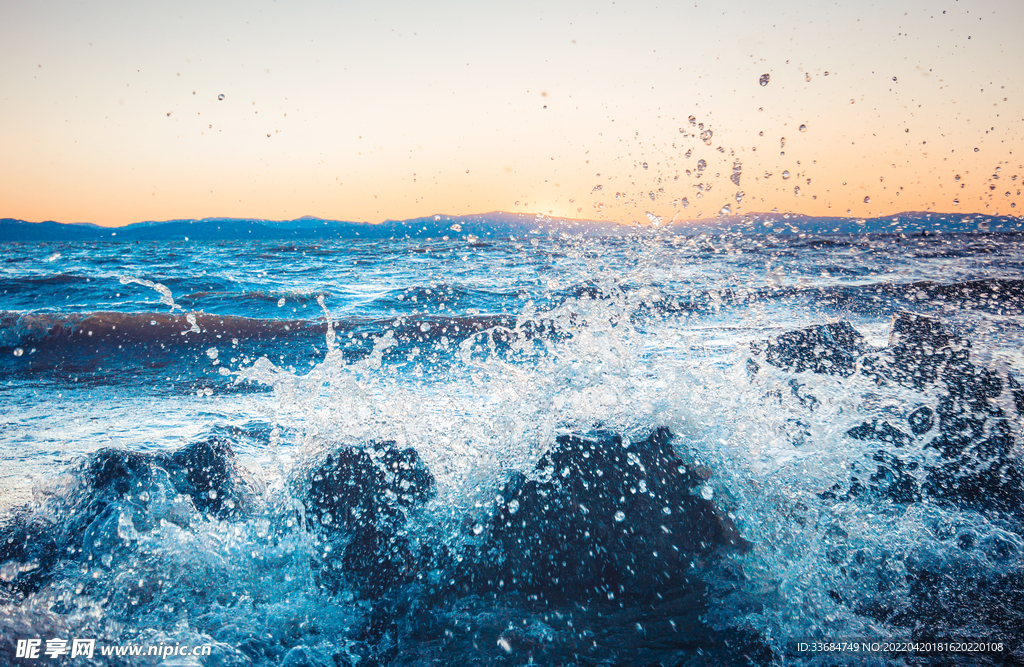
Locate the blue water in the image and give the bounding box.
[2,228,1023,665]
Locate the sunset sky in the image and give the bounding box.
[2,0,1021,226]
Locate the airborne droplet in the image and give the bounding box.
[782,170,790,180]
[864,196,871,203]
[700,129,713,145]
[799,124,807,132]
[642,162,648,170]
[218,94,225,100]
[614,511,626,522]
[13,348,24,357]
[759,73,770,86]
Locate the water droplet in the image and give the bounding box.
[759,73,770,86]
[592,184,603,191]
[696,159,707,171]
[735,191,745,203]
[507,499,519,514]
[614,511,626,522]
[680,197,689,208]
[974,147,980,152]
[642,162,648,170]
[13,348,24,357]
[782,170,790,180]
[864,196,871,203]
[166,112,171,117]
[472,523,484,535]
[688,115,696,125]
[955,174,962,181]
[218,94,225,100]
[646,211,663,227]
[700,129,713,145]
[799,124,807,132]
[208,489,218,500]
[277,297,286,307]
[719,204,732,216]
[892,76,898,82]
[953,198,960,205]
[700,485,714,500]
[794,186,801,197]
[805,73,811,82]
[205,347,218,360]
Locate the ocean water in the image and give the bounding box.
[1,229,1023,665]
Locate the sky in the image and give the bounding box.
[1,0,1022,227]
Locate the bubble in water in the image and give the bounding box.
[700,485,714,500]
[782,170,790,180]
[13,348,24,357]
[614,511,626,522]
[864,196,871,203]
[472,523,484,535]
[799,124,807,132]
[205,347,218,360]
[277,297,286,307]
[507,499,519,515]
[759,73,770,86]
[218,94,225,100]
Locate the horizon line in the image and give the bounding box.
[3,209,1021,229]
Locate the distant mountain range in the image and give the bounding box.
[1,211,1020,242]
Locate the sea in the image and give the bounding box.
[1,227,1023,666]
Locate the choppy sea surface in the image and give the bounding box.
[2,230,1023,665]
